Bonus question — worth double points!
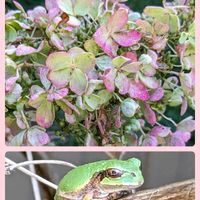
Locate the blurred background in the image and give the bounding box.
[5,0,162,12]
[6,152,194,200]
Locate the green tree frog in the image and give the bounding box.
[54,157,144,200]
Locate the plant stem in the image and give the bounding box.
[21,110,30,129]
[119,152,126,160]
[169,55,179,58]
[26,152,41,200]
[163,78,180,89]
[39,52,47,58]
[31,26,37,38]
[139,127,146,136]
[114,93,122,103]
[167,43,177,55]
[139,43,149,50]
[5,158,58,190]
[8,160,77,171]
[159,70,179,76]
[153,108,177,127]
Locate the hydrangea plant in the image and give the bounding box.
[5,0,195,146]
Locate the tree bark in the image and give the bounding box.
[124,179,194,200]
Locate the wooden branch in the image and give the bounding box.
[124,179,194,200]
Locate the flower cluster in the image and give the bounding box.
[5,0,195,146]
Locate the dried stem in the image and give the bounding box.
[5,158,58,190]
[125,179,194,200]
[8,160,77,171]
[26,152,41,200]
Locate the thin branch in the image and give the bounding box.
[105,152,118,159]
[153,108,177,127]
[21,110,30,129]
[168,5,190,9]
[5,158,58,190]
[126,179,194,200]
[8,160,77,171]
[139,127,146,136]
[167,43,178,55]
[26,152,41,200]
[158,70,180,76]
[119,152,126,160]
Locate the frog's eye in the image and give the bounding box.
[106,169,123,178]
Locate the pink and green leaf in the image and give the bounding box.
[139,72,159,89]
[149,125,171,137]
[36,99,55,128]
[115,72,130,95]
[129,81,150,101]
[177,117,195,132]
[94,25,118,57]
[16,41,44,56]
[46,52,72,71]
[47,88,68,101]
[102,68,117,92]
[112,30,141,47]
[141,103,157,125]
[27,126,50,146]
[108,8,128,33]
[149,87,164,101]
[70,68,88,95]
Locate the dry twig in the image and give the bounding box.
[125,179,195,200]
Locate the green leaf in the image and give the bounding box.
[84,39,99,55]
[48,68,71,88]
[57,0,93,16]
[84,94,102,111]
[96,55,113,71]
[46,51,73,87]
[121,62,141,73]
[10,130,26,146]
[136,19,154,35]
[46,52,72,71]
[70,68,88,95]
[169,14,180,33]
[74,52,95,73]
[73,0,92,16]
[68,47,85,57]
[56,0,74,15]
[85,80,103,96]
[121,98,139,118]
[29,93,47,109]
[55,100,72,114]
[6,25,17,43]
[144,6,180,33]
[112,56,130,68]
[144,6,166,19]
[98,90,112,104]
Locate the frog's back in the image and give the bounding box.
[58,160,107,193]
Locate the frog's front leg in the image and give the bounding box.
[83,191,95,200]
[105,190,134,200]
